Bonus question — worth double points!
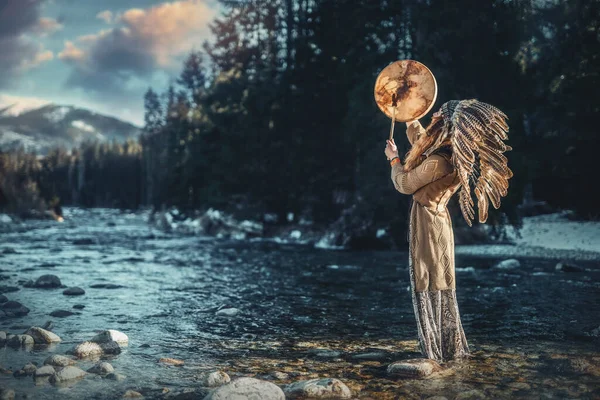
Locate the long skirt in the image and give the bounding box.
[407,199,470,363]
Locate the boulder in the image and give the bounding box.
[31,274,62,288]
[387,358,442,378]
[24,327,61,344]
[44,354,76,367]
[204,377,285,400]
[34,365,55,378]
[87,362,114,375]
[284,378,353,399]
[63,287,86,296]
[199,370,231,387]
[70,341,122,358]
[1,301,29,317]
[91,329,129,345]
[49,366,86,385]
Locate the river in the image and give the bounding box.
[1,208,599,399]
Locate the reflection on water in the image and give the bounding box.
[0,208,599,398]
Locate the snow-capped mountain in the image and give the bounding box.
[0,104,141,154]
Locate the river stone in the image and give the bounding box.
[49,366,86,384]
[91,329,129,345]
[493,259,521,269]
[13,363,37,377]
[71,341,122,358]
[34,365,55,378]
[87,362,114,375]
[0,295,8,303]
[7,334,34,348]
[32,274,62,288]
[25,327,62,344]
[0,389,14,400]
[199,370,231,387]
[284,378,352,399]
[215,307,240,317]
[123,390,143,398]
[159,358,184,366]
[204,377,285,400]
[387,359,442,378]
[1,301,29,317]
[44,354,76,367]
[555,262,585,273]
[89,283,125,289]
[73,304,86,309]
[104,372,126,381]
[50,309,76,317]
[63,287,86,296]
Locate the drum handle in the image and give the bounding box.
[389,93,398,140]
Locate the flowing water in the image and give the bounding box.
[0,208,599,399]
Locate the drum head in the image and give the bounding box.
[374,60,438,122]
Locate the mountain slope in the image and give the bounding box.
[0,104,141,154]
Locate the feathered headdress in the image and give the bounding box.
[424,99,513,226]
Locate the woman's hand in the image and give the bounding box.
[385,139,398,160]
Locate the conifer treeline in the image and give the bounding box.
[1,0,598,234]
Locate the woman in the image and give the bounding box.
[384,99,512,363]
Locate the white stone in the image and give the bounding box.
[87,361,114,375]
[290,230,302,239]
[34,365,55,378]
[204,377,285,400]
[284,378,352,399]
[199,370,231,387]
[387,358,442,378]
[71,340,121,358]
[44,354,76,367]
[215,308,239,317]
[91,329,129,345]
[25,327,62,344]
[493,258,521,269]
[49,366,86,384]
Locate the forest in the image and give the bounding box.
[1,0,598,247]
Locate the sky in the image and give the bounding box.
[0,0,220,126]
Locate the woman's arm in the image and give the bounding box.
[391,154,453,195]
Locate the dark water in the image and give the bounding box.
[0,208,599,399]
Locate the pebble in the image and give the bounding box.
[284,378,353,399]
[205,377,285,400]
[493,259,521,269]
[387,358,442,378]
[215,307,240,317]
[50,309,77,317]
[91,329,129,345]
[63,287,86,296]
[159,358,184,366]
[123,390,143,398]
[199,370,231,387]
[24,327,62,344]
[87,362,115,375]
[1,301,30,317]
[49,366,87,385]
[44,354,77,367]
[34,365,56,378]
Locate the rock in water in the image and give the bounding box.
[215,308,240,317]
[34,365,55,378]
[44,354,76,367]
[1,301,30,317]
[0,295,8,303]
[7,335,34,348]
[63,287,86,296]
[493,259,521,270]
[13,363,37,377]
[104,372,126,381]
[31,274,62,288]
[50,309,77,317]
[199,370,231,387]
[387,359,442,378]
[204,377,285,400]
[0,388,15,400]
[24,327,62,344]
[91,329,129,345]
[0,331,6,344]
[71,341,122,358]
[284,378,353,399]
[555,262,585,273]
[49,366,86,385]
[158,358,184,366]
[123,390,143,398]
[87,362,114,375]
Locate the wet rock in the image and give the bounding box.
[104,372,126,381]
[455,390,486,400]
[13,363,37,377]
[387,358,442,378]
[7,334,34,348]
[71,341,122,358]
[0,389,15,400]
[307,349,342,358]
[123,390,143,398]
[1,248,17,254]
[0,295,8,303]
[73,304,86,309]
[34,365,55,378]
[44,354,76,367]
[49,366,86,385]
[63,287,86,296]
[73,238,95,245]
[270,371,290,380]
[215,307,240,317]
[91,329,129,345]
[493,259,521,270]
[199,370,231,387]
[90,283,125,289]
[284,378,352,399]
[87,362,114,375]
[159,358,184,366]
[555,262,585,273]
[24,327,62,344]
[350,351,389,361]
[41,320,54,330]
[204,377,285,400]
[50,309,76,317]
[0,286,19,294]
[29,274,62,288]
[0,365,12,374]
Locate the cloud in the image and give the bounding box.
[0,0,53,88]
[0,94,51,116]
[96,10,114,24]
[34,17,64,36]
[60,0,216,94]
